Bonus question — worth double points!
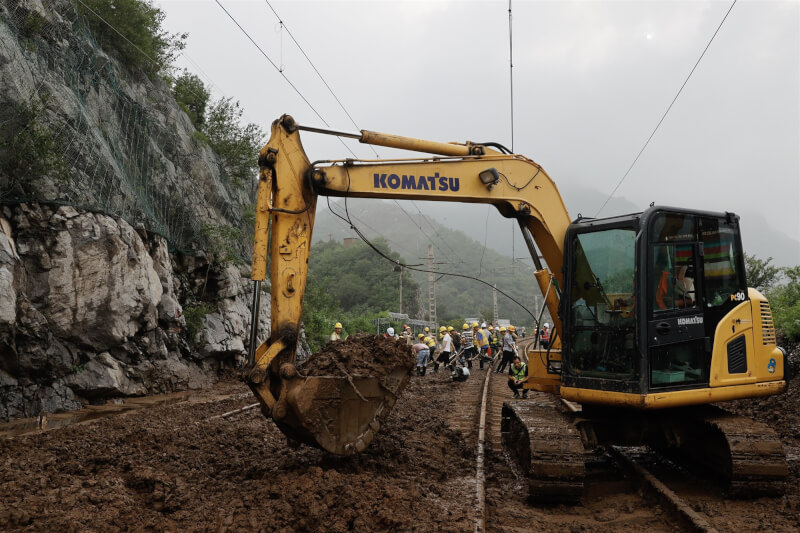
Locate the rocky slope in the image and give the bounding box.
[0,203,270,420]
[0,0,285,420]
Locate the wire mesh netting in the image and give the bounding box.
[0,0,256,259]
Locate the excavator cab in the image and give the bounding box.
[558,206,786,406]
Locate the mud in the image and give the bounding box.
[299,333,415,377]
[0,341,797,531]
[0,375,473,532]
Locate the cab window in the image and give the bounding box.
[701,218,745,307]
[651,244,697,312]
[568,228,637,380]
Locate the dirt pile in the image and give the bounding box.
[0,374,475,532]
[299,333,414,377]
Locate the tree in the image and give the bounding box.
[77,0,186,76]
[203,97,264,189]
[744,253,782,293]
[171,70,210,129]
[768,266,800,341]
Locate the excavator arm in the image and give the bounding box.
[245,114,572,454]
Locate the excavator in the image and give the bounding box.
[245,114,789,501]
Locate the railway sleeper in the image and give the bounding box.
[502,399,788,502]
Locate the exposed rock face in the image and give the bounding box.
[0,204,271,420]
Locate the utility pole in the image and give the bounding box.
[399,265,403,314]
[427,244,436,324]
[493,284,499,323]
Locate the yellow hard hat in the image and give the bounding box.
[472,322,479,328]
[334,322,343,329]
[488,325,494,330]
[424,327,430,332]
[418,333,425,339]
[508,325,515,331]
[447,326,454,331]
[462,323,469,330]
[499,326,507,332]
[439,326,447,332]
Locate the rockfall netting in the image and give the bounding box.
[0,0,256,259]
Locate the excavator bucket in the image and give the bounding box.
[248,334,415,456]
[269,366,412,455]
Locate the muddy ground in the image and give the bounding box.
[0,341,798,531]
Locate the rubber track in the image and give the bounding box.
[501,393,585,503]
[697,408,788,497]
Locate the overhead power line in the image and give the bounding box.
[262,0,379,158]
[595,0,738,217]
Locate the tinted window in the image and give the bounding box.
[701,218,744,307]
[651,244,698,312]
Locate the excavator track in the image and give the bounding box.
[678,406,788,497]
[501,393,585,503]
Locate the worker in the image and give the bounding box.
[403,325,413,345]
[471,322,484,368]
[460,323,475,368]
[449,326,461,353]
[497,326,516,373]
[412,337,430,376]
[489,325,501,357]
[423,333,437,369]
[435,326,453,373]
[476,322,491,369]
[330,322,343,342]
[540,323,550,349]
[508,355,529,398]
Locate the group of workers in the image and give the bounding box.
[329,319,552,398]
[401,322,531,398]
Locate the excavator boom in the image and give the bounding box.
[245,115,571,454]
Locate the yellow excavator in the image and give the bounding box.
[245,114,789,500]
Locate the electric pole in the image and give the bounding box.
[427,245,436,324]
[493,284,499,323]
[399,265,403,314]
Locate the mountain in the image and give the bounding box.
[313,199,548,327]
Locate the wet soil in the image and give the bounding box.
[0,375,473,532]
[0,341,797,531]
[299,334,415,377]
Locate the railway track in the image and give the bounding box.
[445,337,761,532]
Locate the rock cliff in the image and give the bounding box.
[0,0,276,419]
[0,203,270,420]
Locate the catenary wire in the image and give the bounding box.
[595,0,738,216]
[333,168,539,321]
[262,0,380,159]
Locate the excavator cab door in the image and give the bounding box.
[644,209,749,391]
[645,212,709,389]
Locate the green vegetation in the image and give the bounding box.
[0,98,69,193]
[312,200,548,328]
[746,254,800,341]
[301,239,421,351]
[76,0,186,76]
[21,10,46,38]
[171,70,210,129]
[745,253,782,293]
[768,266,800,342]
[200,222,245,266]
[204,97,264,189]
[169,72,264,191]
[183,303,215,343]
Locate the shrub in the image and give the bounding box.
[171,70,210,129]
[0,98,69,194]
[203,97,264,189]
[76,0,186,76]
[769,266,800,342]
[183,302,215,343]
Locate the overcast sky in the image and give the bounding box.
[156,0,799,263]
